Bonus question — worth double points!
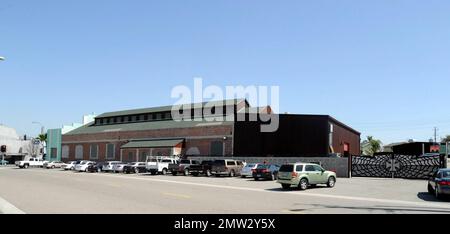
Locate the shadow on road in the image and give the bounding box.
[417,192,450,202]
[294,203,450,214]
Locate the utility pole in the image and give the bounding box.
[434,127,438,144]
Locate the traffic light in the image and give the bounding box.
[0,145,6,153]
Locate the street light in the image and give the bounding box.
[32,121,45,135]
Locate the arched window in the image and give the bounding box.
[62,145,69,158]
[75,145,83,159]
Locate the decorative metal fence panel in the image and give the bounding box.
[352,154,443,179]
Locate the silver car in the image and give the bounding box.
[240,163,259,178]
[428,169,450,199]
[102,161,122,172]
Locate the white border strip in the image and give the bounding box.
[0,196,25,214]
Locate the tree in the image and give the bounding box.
[361,136,383,156]
[442,135,450,143]
[37,134,47,143]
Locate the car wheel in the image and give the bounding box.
[230,170,235,177]
[435,187,442,199]
[281,184,291,190]
[24,164,29,169]
[428,184,434,194]
[52,165,55,169]
[298,178,308,190]
[162,168,168,175]
[271,173,276,181]
[327,177,336,188]
[85,168,88,173]
[97,168,102,173]
[184,169,189,176]
[206,170,212,177]
[135,168,139,174]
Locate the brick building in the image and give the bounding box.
[61,99,360,162]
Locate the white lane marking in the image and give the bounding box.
[0,196,25,214]
[10,168,450,210]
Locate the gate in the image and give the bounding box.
[352,154,443,179]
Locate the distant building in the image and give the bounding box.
[392,142,440,156]
[61,99,360,162]
[46,114,96,162]
[0,124,43,163]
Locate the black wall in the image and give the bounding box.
[233,115,330,157]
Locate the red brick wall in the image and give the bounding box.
[331,121,360,156]
[61,125,233,161]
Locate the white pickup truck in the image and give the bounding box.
[15,158,47,169]
[146,156,179,175]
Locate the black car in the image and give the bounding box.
[95,162,107,172]
[252,164,280,181]
[428,169,450,199]
[189,160,214,177]
[123,162,147,174]
[86,163,99,173]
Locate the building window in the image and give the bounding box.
[144,114,148,121]
[99,119,104,125]
[62,145,69,159]
[75,145,84,159]
[50,148,57,158]
[136,115,140,121]
[210,141,224,156]
[106,143,115,159]
[156,113,162,120]
[90,145,99,159]
[128,152,134,162]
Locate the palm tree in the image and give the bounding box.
[37,134,47,143]
[442,135,450,143]
[361,136,383,156]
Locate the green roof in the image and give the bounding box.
[96,99,247,118]
[64,117,234,135]
[121,139,184,149]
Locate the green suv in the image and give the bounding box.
[277,163,337,190]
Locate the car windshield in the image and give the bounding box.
[213,160,225,166]
[256,164,270,169]
[442,171,450,178]
[81,162,88,165]
[180,160,190,164]
[245,164,256,168]
[162,159,172,163]
[279,165,294,172]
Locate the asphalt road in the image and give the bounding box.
[0,166,449,214]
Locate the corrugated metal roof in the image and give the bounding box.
[121,139,184,149]
[64,117,234,135]
[96,99,246,118]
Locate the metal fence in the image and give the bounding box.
[352,154,443,179]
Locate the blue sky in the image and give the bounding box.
[1,0,449,144]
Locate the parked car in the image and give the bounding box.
[428,169,450,199]
[15,158,47,169]
[190,160,214,177]
[169,159,201,176]
[123,162,147,174]
[95,162,107,172]
[44,161,65,169]
[211,159,245,177]
[146,156,179,175]
[86,163,99,173]
[112,162,129,173]
[252,164,280,181]
[75,161,96,172]
[240,163,259,178]
[102,161,123,172]
[63,161,79,170]
[0,160,8,165]
[277,163,337,190]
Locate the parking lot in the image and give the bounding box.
[0,166,450,214]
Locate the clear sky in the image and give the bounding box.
[1,0,450,144]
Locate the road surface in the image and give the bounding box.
[0,166,449,214]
